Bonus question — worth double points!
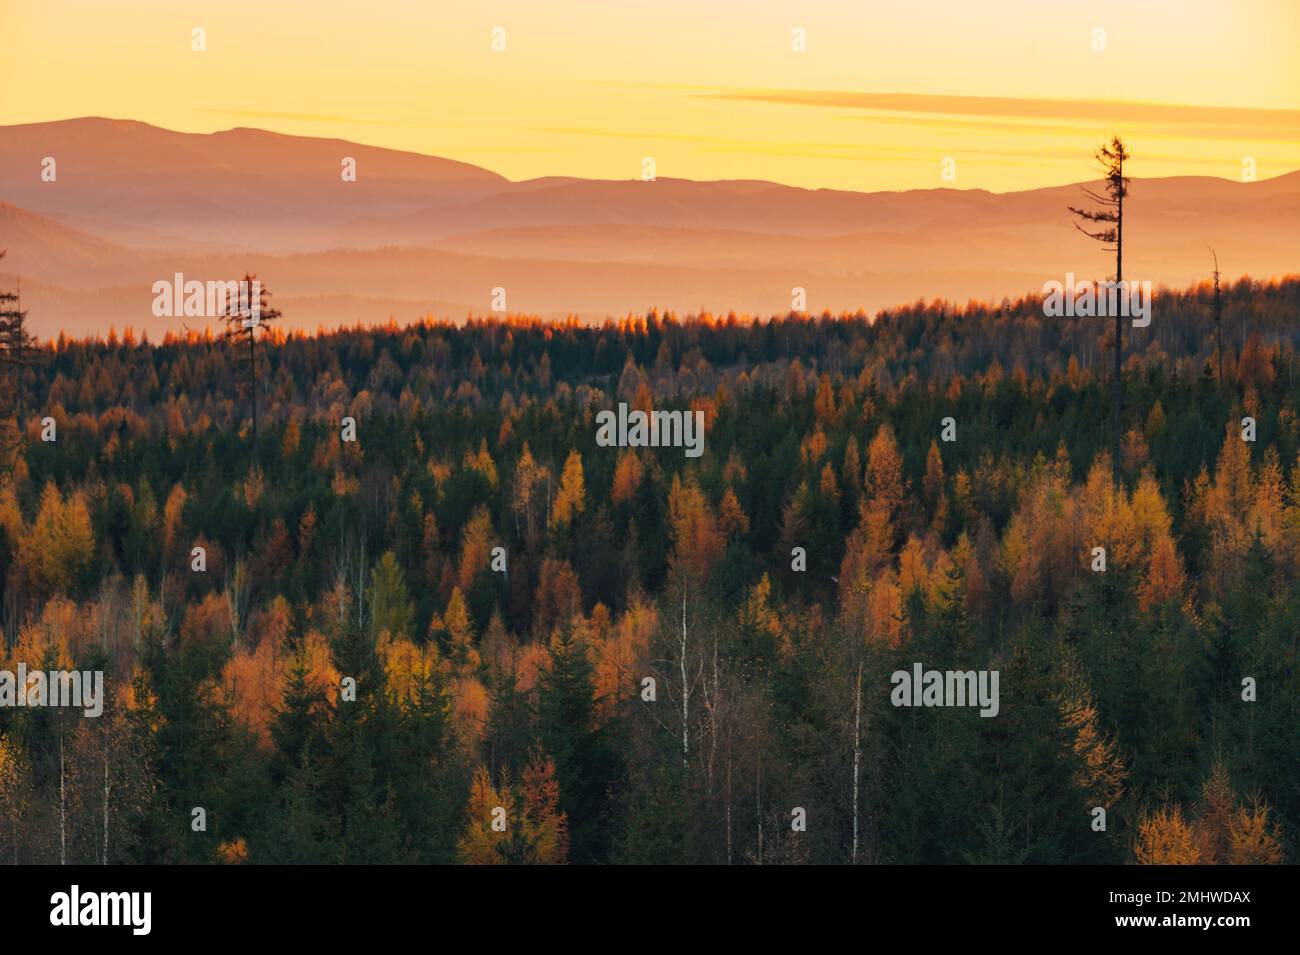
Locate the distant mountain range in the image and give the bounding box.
[2,117,1298,337]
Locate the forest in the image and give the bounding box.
[0,272,1297,864]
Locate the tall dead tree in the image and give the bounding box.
[221,273,281,457]
[0,250,36,469]
[1069,137,1130,487]
[1209,247,1224,387]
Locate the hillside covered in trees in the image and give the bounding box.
[1,275,1298,864]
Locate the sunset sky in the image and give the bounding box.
[2,0,1298,191]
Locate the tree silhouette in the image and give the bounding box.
[221,273,281,455]
[0,250,37,468]
[1208,247,1224,387]
[1069,137,1131,486]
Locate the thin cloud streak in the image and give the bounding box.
[697,88,1300,139]
[193,108,469,129]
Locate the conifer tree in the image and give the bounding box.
[0,251,36,469]
[221,273,281,455]
[1069,138,1131,487]
[540,628,619,861]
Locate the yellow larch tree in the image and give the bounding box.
[864,423,907,521]
[594,599,656,719]
[1134,806,1202,864]
[666,472,725,586]
[740,573,784,654]
[718,485,749,539]
[838,499,895,621]
[1136,763,1285,864]
[1057,653,1128,808]
[1249,446,1285,555]
[457,506,495,593]
[458,756,569,865]
[533,558,582,639]
[519,753,570,864]
[549,450,586,528]
[437,586,479,671]
[610,451,643,505]
[463,438,499,489]
[20,481,95,597]
[1138,534,1186,612]
[458,766,514,864]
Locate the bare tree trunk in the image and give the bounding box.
[703,634,719,797]
[131,576,145,655]
[1212,251,1224,387]
[58,734,66,866]
[1113,189,1123,488]
[102,722,110,865]
[355,533,368,633]
[725,751,733,865]
[679,592,689,767]
[249,326,258,453]
[756,746,763,865]
[852,660,862,864]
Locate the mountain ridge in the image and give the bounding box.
[2,118,1298,336]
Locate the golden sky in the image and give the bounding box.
[2,0,1298,191]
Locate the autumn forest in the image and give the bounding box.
[0,273,1298,865]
